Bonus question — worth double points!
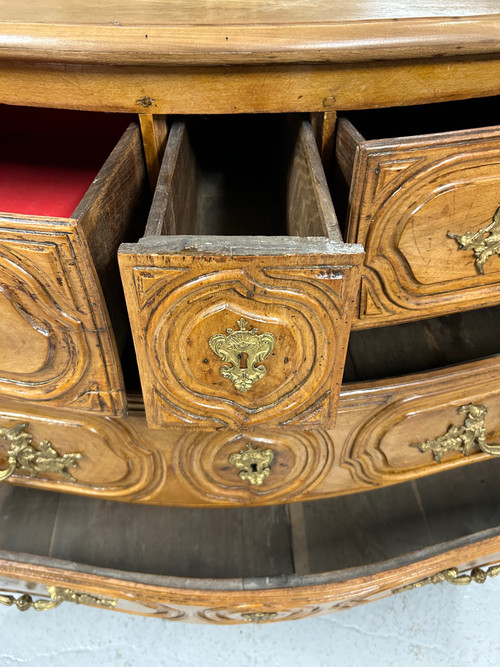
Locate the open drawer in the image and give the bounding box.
[0,107,148,416]
[336,97,500,329]
[119,115,363,430]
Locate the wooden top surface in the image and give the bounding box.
[0,0,499,66]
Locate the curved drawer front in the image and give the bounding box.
[336,357,500,491]
[167,356,500,505]
[1,357,498,507]
[172,429,335,505]
[0,114,148,415]
[120,245,361,430]
[0,401,165,501]
[119,117,363,430]
[0,218,125,414]
[337,117,500,328]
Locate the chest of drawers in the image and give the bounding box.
[0,0,499,624]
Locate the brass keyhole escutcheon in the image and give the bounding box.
[228,442,275,486]
[209,318,275,393]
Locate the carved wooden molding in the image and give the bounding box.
[119,252,361,429]
[0,403,166,501]
[172,429,334,503]
[0,217,125,414]
[345,129,500,328]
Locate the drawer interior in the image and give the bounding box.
[119,114,363,429]
[339,95,499,143]
[0,105,150,415]
[0,105,132,218]
[144,113,342,242]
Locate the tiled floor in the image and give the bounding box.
[1,573,499,665]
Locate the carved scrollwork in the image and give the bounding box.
[0,220,125,415]
[448,206,500,274]
[197,604,322,624]
[173,430,334,503]
[122,253,360,429]
[346,133,500,327]
[0,422,81,482]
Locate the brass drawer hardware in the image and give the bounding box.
[0,423,81,482]
[395,564,500,593]
[0,592,60,611]
[229,442,275,486]
[47,586,117,609]
[448,206,500,274]
[209,318,276,393]
[0,586,116,611]
[410,403,497,463]
[241,611,278,623]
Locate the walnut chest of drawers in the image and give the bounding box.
[0,0,499,625]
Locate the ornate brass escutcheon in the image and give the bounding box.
[410,403,497,463]
[241,611,279,623]
[0,586,116,611]
[0,423,81,482]
[448,205,500,274]
[208,318,275,393]
[394,564,500,594]
[229,442,275,486]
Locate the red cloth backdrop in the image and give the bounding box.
[0,106,133,218]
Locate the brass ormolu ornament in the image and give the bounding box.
[448,205,500,274]
[410,403,493,463]
[229,442,275,486]
[209,318,275,392]
[0,422,81,482]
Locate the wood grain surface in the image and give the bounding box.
[337,108,500,328]
[1,349,499,505]
[120,119,363,429]
[0,1,498,67]
[0,123,148,415]
[0,60,499,115]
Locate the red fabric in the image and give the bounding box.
[0,107,133,218]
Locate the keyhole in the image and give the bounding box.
[250,463,258,473]
[238,352,248,368]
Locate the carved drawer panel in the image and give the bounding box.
[172,429,334,505]
[119,116,363,430]
[0,398,165,501]
[336,100,500,328]
[0,107,148,415]
[335,356,500,493]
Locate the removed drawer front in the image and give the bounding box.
[0,108,148,415]
[119,116,363,430]
[336,99,500,328]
